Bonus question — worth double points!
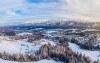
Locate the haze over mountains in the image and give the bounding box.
[0,18,96,26]
[0,19,99,31]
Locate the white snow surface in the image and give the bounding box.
[0,35,60,63]
[46,31,57,34]
[0,59,63,63]
[68,42,100,61]
[16,32,33,36]
[0,37,56,55]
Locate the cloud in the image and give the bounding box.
[0,0,100,24]
[59,0,100,21]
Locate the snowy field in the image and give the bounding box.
[0,59,63,63]
[68,42,100,61]
[0,31,99,63]
[16,32,33,36]
[46,30,58,34]
[0,36,60,63]
[0,37,56,55]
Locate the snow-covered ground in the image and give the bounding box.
[16,32,33,36]
[68,42,100,61]
[0,59,63,63]
[0,40,41,54]
[46,30,58,34]
[0,37,56,55]
[82,29,98,32]
[0,36,61,63]
[0,30,100,63]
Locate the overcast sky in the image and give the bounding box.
[0,0,100,23]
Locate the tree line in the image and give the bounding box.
[0,42,99,63]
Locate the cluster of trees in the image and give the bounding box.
[71,36,100,50]
[50,43,99,63]
[9,34,34,41]
[0,43,51,62]
[27,32,44,43]
[28,36,42,43]
[0,33,99,63]
[0,29,16,36]
[0,42,99,63]
[0,51,37,62]
[4,30,16,36]
[8,32,44,42]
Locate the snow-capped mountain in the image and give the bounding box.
[1,19,100,30]
[22,19,87,26]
